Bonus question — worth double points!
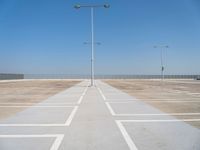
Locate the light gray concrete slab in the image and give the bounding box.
[0,81,88,150]
[59,85,129,150]
[124,122,200,150]
[0,107,73,124]
[97,81,138,101]
[97,80,200,150]
[109,102,164,114]
[0,80,199,150]
[0,137,54,150]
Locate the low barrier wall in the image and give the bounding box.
[0,74,24,80]
[24,74,200,79]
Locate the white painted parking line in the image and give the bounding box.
[97,80,200,150]
[105,100,200,103]
[118,119,200,123]
[0,106,75,108]
[0,106,76,127]
[116,119,200,150]
[114,113,200,116]
[0,102,77,105]
[140,100,200,103]
[122,98,200,100]
[97,87,106,100]
[0,81,89,127]
[105,99,138,101]
[105,102,115,115]
[65,106,78,126]
[0,134,64,150]
[106,102,200,116]
[77,86,88,104]
[116,121,138,150]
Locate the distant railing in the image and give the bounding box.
[0,74,24,80]
[24,74,200,79]
[0,74,199,80]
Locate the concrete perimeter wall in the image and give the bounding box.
[0,74,24,80]
[24,74,200,79]
[1,74,199,80]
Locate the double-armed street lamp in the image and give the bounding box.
[74,4,110,86]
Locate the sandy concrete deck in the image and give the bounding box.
[105,79,200,128]
[0,80,80,120]
[0,80,199,150]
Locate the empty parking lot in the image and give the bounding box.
[0,79,199,150]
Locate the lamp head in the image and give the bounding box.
[74,4,81,9]
[104,4,110,8]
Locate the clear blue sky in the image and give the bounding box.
[0,0,200,75]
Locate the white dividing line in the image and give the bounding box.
[104,93,130,96]
[116,118,200,150]
[106,102,200,116]
[99,82,138,150]
[188,92,200,95]
[0,103,77,105]
[77,86,88,104]
[106,99,138,101]
[0,106,75,108]
[0,134,64,150]
[129,98,200,100]
[105,100,200,103]
[0,124,67,127]
[64,106,78,126]
[0,106,76,127]
[116,121,138,150]
[118,119,200,123]
[97,87,106,100]
[50,134,64,150]
[0,82,89,127]
[164,80,200,84]
[106,97,200,100]
[105,102,115,115]
[114,113,200,116]
[141,101,200,103]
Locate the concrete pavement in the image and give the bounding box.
[0,80,199,150]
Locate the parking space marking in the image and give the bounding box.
[106,102,200,116]
[107,99,200,101]
[65,106,78,126]
[116,118,200,150]
[141,100,200,103]
[97,85,138,150]
[0,82,89,127]
[0,103,77,105]
[117,119,200,123]
[116,121,138,150]
[98,81,200,150]
[0,106,75,108]
[0,106,76,127]
[77,86,88,104]
[105,100,200,103]
[0,134,64,150]
[97,87,106,100]
[105,102,115,115]
[105,98,139,101]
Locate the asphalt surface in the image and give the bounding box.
[0,80,199,150]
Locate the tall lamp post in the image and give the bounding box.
[74,4,110,86]
[154,45,169,80]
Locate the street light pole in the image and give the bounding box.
[91,7,94,86]
[84,41,101,86]
[74,4,110,86]
[160,48,164,80]
[154,45,169,80]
